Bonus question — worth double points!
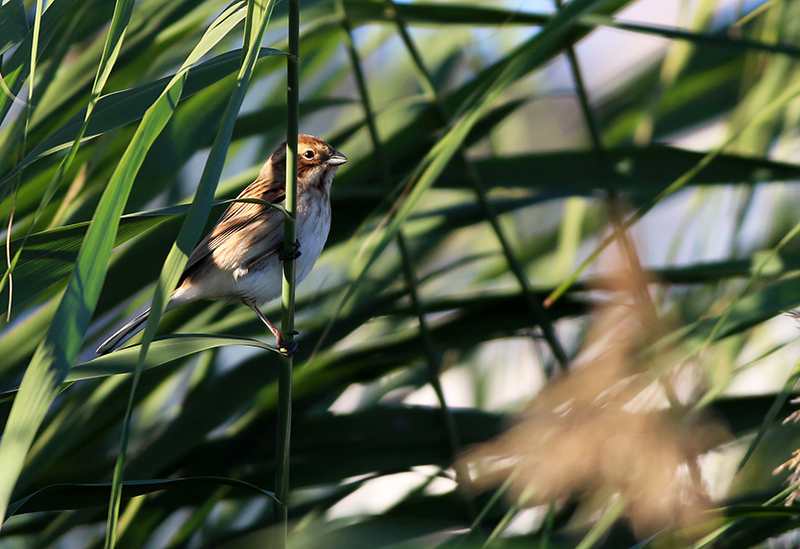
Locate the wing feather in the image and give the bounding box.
[182,178,286,279]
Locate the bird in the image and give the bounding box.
[96,134,346,356]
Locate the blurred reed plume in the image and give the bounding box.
[774,396,800,503]
[460,250,729,539]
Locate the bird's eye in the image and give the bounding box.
[303,150,315,159]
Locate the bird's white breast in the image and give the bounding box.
[230,189,331,305]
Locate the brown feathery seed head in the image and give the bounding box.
[459,248,730,542]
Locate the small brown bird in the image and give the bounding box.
[97,134,346,356]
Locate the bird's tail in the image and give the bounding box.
[96,308,151,355]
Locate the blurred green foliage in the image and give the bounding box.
[4,0,800,547]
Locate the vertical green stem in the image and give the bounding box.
[395,234,461,454]
[274,359,292,542]
[282,0,299,337]
[276,0,299,541]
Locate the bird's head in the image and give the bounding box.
[262,135,347,194]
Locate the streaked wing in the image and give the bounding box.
[182,179,286,277]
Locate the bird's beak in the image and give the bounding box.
[327,150,347,166]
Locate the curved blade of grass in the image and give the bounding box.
[0,0,253,532]
[0,48,286,190]
[7,476,279,518]
[104,0,279,545]
[0,335,276,399]
[15,0,242,136]
[74,335,275,380]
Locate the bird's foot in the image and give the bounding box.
[277,335,299,357]
[278,240,302,261]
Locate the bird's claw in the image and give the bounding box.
[278,240,302,261]
[277,338,299,357]
[277,330,299,356]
